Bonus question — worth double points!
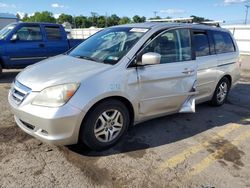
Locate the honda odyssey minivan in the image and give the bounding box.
[8,22,241,150]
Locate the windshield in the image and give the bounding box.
[0,23,16,40]
[69,27,149,65]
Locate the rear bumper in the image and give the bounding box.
[8,91,84,145]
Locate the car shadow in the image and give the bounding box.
[0,70,20,84]
[67,81,250,157]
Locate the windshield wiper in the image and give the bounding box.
[74,55,103,63]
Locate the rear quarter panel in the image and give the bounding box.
[216,51,241,87]
[216,31,241,87]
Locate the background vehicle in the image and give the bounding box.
[0,22,83,74]
[8,23,241,150]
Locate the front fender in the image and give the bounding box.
[68,72,138,125]
[70,89,137,119]
[68,90,137,141]
[67,62,139,125]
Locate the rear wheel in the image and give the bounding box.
[80,99,130,151]
[211,77,230,106]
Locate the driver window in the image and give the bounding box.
[141,29,192,64]
[15,26,42,41]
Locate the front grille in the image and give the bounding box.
[10,80,31,105]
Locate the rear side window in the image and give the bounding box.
[45,26,62,40]
[194,31,210,57]
[212,31,235,54]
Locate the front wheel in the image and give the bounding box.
[80,99,130,151]
[211,77,230,106]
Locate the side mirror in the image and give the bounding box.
[10,34,18,42]
[138,52,161,66]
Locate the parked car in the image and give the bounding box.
[8,22,241,150]
[0,22,83,74]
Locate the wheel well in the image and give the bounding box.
[82,96,135,127]
[223,75,232,88]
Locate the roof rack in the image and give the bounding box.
[199,21,225,28]
[148,18,225,27]
[148,17,194,23]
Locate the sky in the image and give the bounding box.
[0,0,249,24]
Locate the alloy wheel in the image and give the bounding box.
[94,109,124,143]
[216,82,228,103]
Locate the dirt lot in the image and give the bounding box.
[0,69,250,188]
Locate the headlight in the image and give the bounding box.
[32,83,80,107]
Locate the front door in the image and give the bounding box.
[136,28,197,119]
[6,24,47,68]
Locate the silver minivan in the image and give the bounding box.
[8,22,241,150]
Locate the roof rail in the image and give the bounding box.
[148,18,225,28]
[198,21,225,28]
[148,17,194,23]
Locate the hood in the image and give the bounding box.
[16,55,111,91]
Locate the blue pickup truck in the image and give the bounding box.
[0,22,83,74]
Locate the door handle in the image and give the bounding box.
[182,69,195,74]
[39,43,45,48]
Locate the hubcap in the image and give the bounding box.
[94,109,123,143]
[217,82,228,103]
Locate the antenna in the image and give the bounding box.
[245,5,250,25]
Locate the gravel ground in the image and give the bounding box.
[0,69,250,188]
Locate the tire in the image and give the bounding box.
[210,77,230,106]
[80,99,130,151]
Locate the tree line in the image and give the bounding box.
[17,11,210,28]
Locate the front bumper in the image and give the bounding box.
[8,89,84,145]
